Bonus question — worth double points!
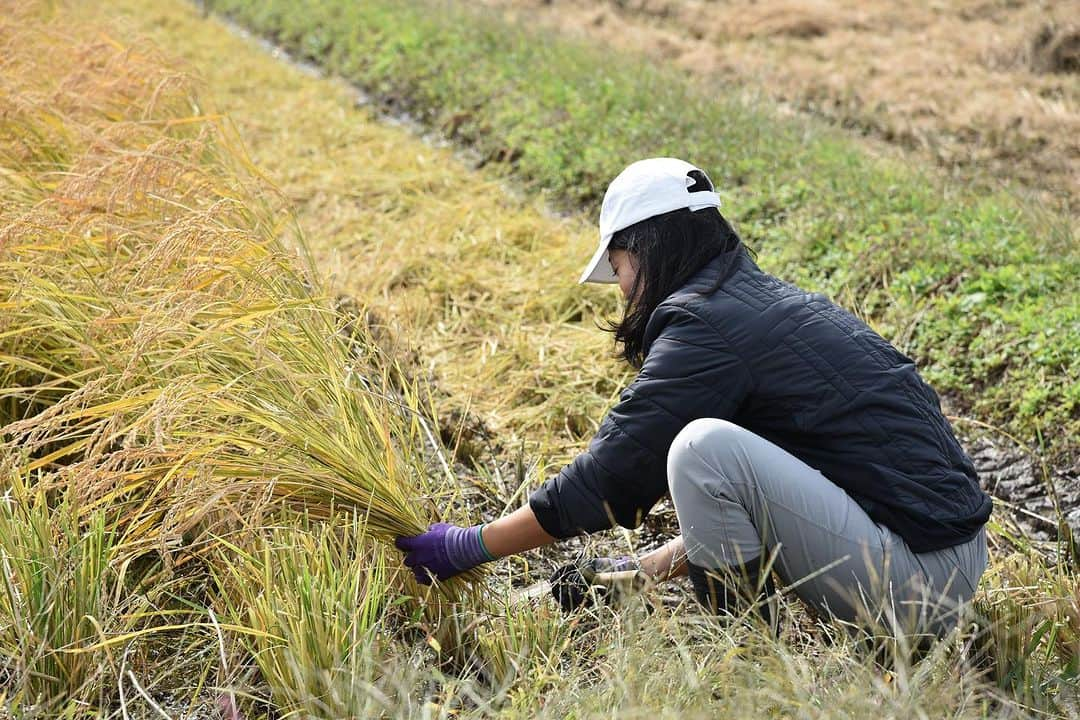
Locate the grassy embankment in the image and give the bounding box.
[476,0,1080,216]
[1,0,1078,717]
[210,0,1079,467]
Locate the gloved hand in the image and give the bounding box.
[550,555,643,612]
[394,522,496,585]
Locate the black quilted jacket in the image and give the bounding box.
[529,250,992,553]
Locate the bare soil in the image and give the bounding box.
[480,0,1079,216]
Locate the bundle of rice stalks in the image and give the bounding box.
[0,219,449,562]
[0,1,453,565]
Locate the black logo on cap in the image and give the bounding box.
[686,169,713,193]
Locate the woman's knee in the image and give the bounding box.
[667,418,746,494]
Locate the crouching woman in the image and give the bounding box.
[396,158,991,637]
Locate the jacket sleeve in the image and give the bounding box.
[529,303,752,539]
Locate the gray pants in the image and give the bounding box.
[667,419,988,636]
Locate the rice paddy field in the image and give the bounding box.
[1,0,1077,717]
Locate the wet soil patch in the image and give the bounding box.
[965,434,1080,544]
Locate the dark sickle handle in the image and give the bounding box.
[550,565,645,612]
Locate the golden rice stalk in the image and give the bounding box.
[0,3,469,579]
[0,4,514,706]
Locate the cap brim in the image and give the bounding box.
[579,235,618,284]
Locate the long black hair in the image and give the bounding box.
[605,206,746,367]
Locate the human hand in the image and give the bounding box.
[550,555,643,611]
[394,522,495,585]
[579,556,641,578]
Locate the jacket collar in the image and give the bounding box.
[640,247,752,354]
[679,246,752,295]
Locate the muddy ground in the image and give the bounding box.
[481,0,1079,217]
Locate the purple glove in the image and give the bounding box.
[394,522,496,584]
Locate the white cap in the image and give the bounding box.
[580,157,721,284]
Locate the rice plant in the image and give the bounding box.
[0,5,503,714]
[210,512,402,717]
[0,0,454,563]
[0,468,151,713]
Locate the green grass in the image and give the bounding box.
[210,0,1078,461]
